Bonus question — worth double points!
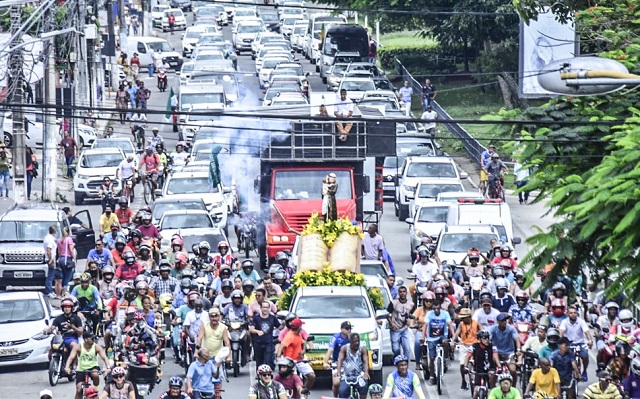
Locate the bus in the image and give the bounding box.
[319,24,369,80]
[304,14,347,65]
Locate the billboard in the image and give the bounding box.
[519,10,578,97]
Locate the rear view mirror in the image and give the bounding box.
[512,237,522,245]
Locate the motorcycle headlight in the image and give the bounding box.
[368,329,379,341]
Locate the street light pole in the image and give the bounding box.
[9,6,26,204]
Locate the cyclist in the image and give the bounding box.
[522,325,548,354]
[490,314,520,386]
[323,321,353,396]
[464,331,500,399]
[623,358,640,399]
[369,384,383,399]
[523,357,560,399]
[98,177,118,213]
[479,145,496,194]
[148,127,164,148]
[249,364,288,399]
[451,308,480,391]
[336,332,370,399]
[583,371,622,399]
[158,376,190,399]
[140,146,161,191]
[539,327,561,360]
[116,156,137,199]
[274,357,304,399]
[170,141,190,167]
[483,153,508,197]
[488,374,521,399]
[382,355,426,399]
[65,331,111,399]
[186,347,218,399]
[70,273,103,333]
[549,337,582,399]
[559,305,593,381]
[99,366,135,399]
[279,317,316,391]
[473,296,501,330]
[422,299,454,386]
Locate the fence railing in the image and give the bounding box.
[395,59,486,165]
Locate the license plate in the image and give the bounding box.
[14,271,33,278]
[0,348,18,357]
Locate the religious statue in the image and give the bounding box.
[322,173,338,221]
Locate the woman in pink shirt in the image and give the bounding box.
[57,227,76,294]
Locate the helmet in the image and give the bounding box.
[275,251,289,263]
[274,270,287,281]
[418,249,429,259]
[102,266,115,276]
[152,127,159,132]
[110,222,120,230]
[619,309,634,329]
[477,330,490,340]
[73,272,82,280]
[141,212,152,222]
[231,289,243,299]
[492,265,505,277]
[500,244,511,254]
[115,236,127,247]
[393,355,409,366]
[497,373,512,383]
[514,269,525,279]
[171,237,184,247]
[181,267,194,279]
[134,312,145,321]
[285,312,297,324]
[369,384,384,395]
[268,264,282,275]
[112,366,126,377]
[123,250,136,265]
[257,364,272,375]
[552,282,566,292]
[219,266,232,276]
[80,273,91,283]
[175,252,188,266]
[495,278,509,291]
[126,306,137,315]
[159,262,171,273]
[146,145,154,152]
[616,340,631,356]
[181,278,191,289]
[546,328,560,344]
[242,279,255,289]
[84,387,99,398]
[118,197,128,206]
[221,279,233,290]
[199,241,210,250]
[551,299,565,317]
[515,291,530,303]
[533,392,551,399]
[134,274,147,285]
[130,229,142,239]
[139,243,151,253]
[136,281,149,290]
[422,291,436,301]
[632,358,640,376]
[60,298,74,309]
[176,141,187,148]
[434,286,445,296]
[242,259,254,269]
[276,357,295,376]
[217,241,229,250]
[605,301,620,310]
[169,376,183,388]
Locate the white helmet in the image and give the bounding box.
[495,277,509,291]
[632,358,640,376]
[619,309,634,329]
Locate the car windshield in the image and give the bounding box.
[153,201,206,220]
[180,92,225,110]
[397,142,434,156]
[181,63,195,73]
[235,9,255,17]
[383,156,402,168]
[294,295,371,318]
[373,79,394,91]
[359,99,396,110]
[361,263,388,278]
[265,85,300,100]
[0,298,45,323]
[416,206,449,223]
[167,177,220,194]
[276,66,303,75]
[148,41,174,52]
[161,213,213,229]
[263,59,286,69]
[293,26,305,34]
[186,30,203,39]
[272,98,306,105]
[406,162,456,178]
[80,153,122,168]
[331,65,348,75]
[238,24,262,33]
[341,80,375,91]
[0,221,56,242]
[200,35,224,44]
[260,13,279,22]
[274,170,351,200]
[418,184,462,198]
[198,8,219,15]
[196,52,224,61]
[93,140,134,153]
[439,233,497,253]
[283,18,299,25]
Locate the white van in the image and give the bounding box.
[127,37,184,70]
[446,199,522,247]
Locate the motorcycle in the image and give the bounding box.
[127,355,159,399]
[239,216,258,258]
[468,274,486,310]
[158,293,173,337]
[514,321,533,346]
[225,319,249,377]
[157,69,167,92]
[46,333,74,386]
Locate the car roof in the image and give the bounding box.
[340,77,374,82]
[416,202,452,209]
[154,196,206,204]
[443,224,498,234]
[406,156,454,164]
[1,206,61,221]
[161,209,210,217]
[0,291,44,301]
[297,286,367,296]
[81,148,123,155]
[417,178,463,185]
[169,170,209,178]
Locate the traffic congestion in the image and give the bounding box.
[0,2,633,399]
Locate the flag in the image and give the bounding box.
[164,87,174,122]
[209,145,222,189]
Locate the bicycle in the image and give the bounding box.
[487,173,505,200]
[560,378,578,399]
[122,176,135,202]
[342,372,365,399]
[140,171,156,205]
[520,351,539,393]
[468,370,490,399]
[432,339,449,395]
[79,369,103,399]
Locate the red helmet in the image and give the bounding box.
[218,241,230,250]
[60,298,74,309]
[434,286,446,296]
[171,236,184,247]
[551,298,566,317]
[175,252,188,267]
[134,312,145,321]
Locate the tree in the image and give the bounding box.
[508,0,640,300]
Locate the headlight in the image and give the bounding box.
[211,201,224,208]
[368,329,379,341]
[77,174,89,180]
[404,185,416,192]
[0,254,4,263]
[32,332,50,341]
[414,229,427,238]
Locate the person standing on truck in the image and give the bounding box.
[335,89,354,141]
[363,224,384,261]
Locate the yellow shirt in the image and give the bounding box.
[529,368,561,398]
[243,293,256,306]
[583,382,623,399]
[201,322,227,357]
[99,213,119,234]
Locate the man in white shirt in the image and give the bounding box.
[398,81,413,116]
[513,160,530,204]
[43,225,60,298]
[334,89,354,141]
[362,224,384,260]
[420,105,438,135]
[116,155,137,193]
[170,142,190,167]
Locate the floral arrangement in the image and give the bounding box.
[277,265,386,311]
[301,213,363,247]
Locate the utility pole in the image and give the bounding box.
[119,0,128,57]
[43,40,57,202]
[107,0,118,92]
[8,6,26,204]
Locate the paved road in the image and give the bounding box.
[0,5,593,399]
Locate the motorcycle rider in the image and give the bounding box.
[159,376,190,399]
[191,241,214,272]
[324,321,353,396]
[99,365,135,399]
[492,278,516,313]
[491,245,518,269]
[103,222,125,252]
[98,266,118,299]
[275,251,295,278]
[115,197,134,227]
[259,275,283,298]
[483,153,508,196]
[213,278,234,309]
[115,250,143,282]
[212,241,238,271]
[606,341,631,381]
[171,278,193,310]
[237,259,260,285]
[71,273,103,333]
[279,317,316,391]
[66,331,111,399]
[547,298,568,328]
[211,266,233,295]
[559,305,593,381]
[241,279,256,305]
[137,212,161,241]
[111,236,129,267]
[44,297,83,358]
[184,298,209,358]
[133,280,155,308]
[196,307,232,363]
[170,141,190,167]
[137,242,157,274]
[274,357,304,399]
[545,283,569,313]
[511,269,531,297]
[151,261,179,297]
[167,236,188,264]
[623,358,640,399]
[249,364,288,399]
[273,270,291,291]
